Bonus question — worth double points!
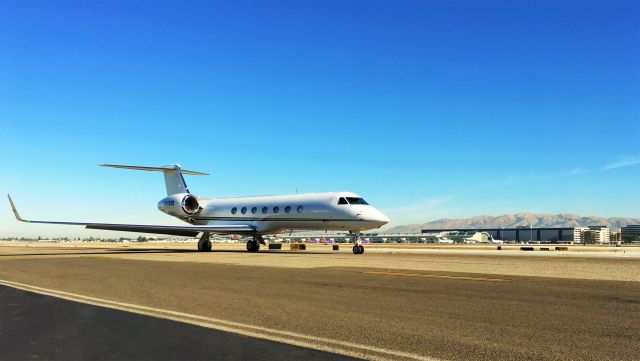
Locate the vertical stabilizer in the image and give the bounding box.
[100,164,209,196]
[163,165,190,195]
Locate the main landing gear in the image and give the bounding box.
[350,231,365,255]
[198,232,212,252]
[246,235,265,253]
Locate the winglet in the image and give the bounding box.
[7,194,25,222]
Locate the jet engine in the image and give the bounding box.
[158,193,202,217]
[181,194,200,214]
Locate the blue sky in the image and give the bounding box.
[1,0,638,237]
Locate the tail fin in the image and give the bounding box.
[100,164,209,196]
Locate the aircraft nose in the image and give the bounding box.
[368,209,390,227]
[378,212,391,225]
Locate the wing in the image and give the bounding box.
[7,195,255,237]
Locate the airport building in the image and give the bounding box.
[280,225,623,244]
[574,226,611,244]
[621,225,640,243]
[445,231,493,243]
[422,227,575,242]
[573,227,587,243]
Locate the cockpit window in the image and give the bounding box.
[346,197,369,205]
[338,197,348,205]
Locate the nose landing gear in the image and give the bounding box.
[198,232,212,252]
[352,244,364,254]
[350,231,365,255]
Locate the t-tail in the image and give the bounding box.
[100,164,209,195]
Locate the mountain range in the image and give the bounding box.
[383,213,640,233]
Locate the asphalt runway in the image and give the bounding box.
[1,245,639,360]
[0,285,356,361]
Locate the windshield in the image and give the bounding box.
[346,197,368,205]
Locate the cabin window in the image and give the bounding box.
[346,197,369,205]
[251,207,257,214]
[241,207,247,214]
[273,206,280,214]
[297,205,304,213]
[338,197,348,205]
[231,207,237,214]
[285,206,292,213]
[262,206,268,214]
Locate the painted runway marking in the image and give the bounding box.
[0,279,444,361]
[365,271,507,282]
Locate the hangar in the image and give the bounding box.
[422,227,575,242]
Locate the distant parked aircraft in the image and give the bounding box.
[8,164,389,255]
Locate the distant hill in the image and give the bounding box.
[383,213,640,233]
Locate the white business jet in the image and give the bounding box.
[7,164,390,254]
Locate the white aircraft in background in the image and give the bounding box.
[7,164,390,255]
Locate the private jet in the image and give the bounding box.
[7,164,390,254]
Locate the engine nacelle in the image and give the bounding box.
[181,194,200,214]
[158,193,201,217]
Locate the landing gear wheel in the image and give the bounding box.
[198,233,212,252]
[350,231,364,255]
[198,241,212,252]
[246,240,260,252]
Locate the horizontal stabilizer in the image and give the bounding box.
[100,164,209,176]
[101,163,208,195]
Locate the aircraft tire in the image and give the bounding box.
[198,241,212,252]
[352,245,361,255]
[247,241,259,252]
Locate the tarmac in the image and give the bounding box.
[0,285,356,361]
[1,242,639,360]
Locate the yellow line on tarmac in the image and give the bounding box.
[365,271,507,283]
